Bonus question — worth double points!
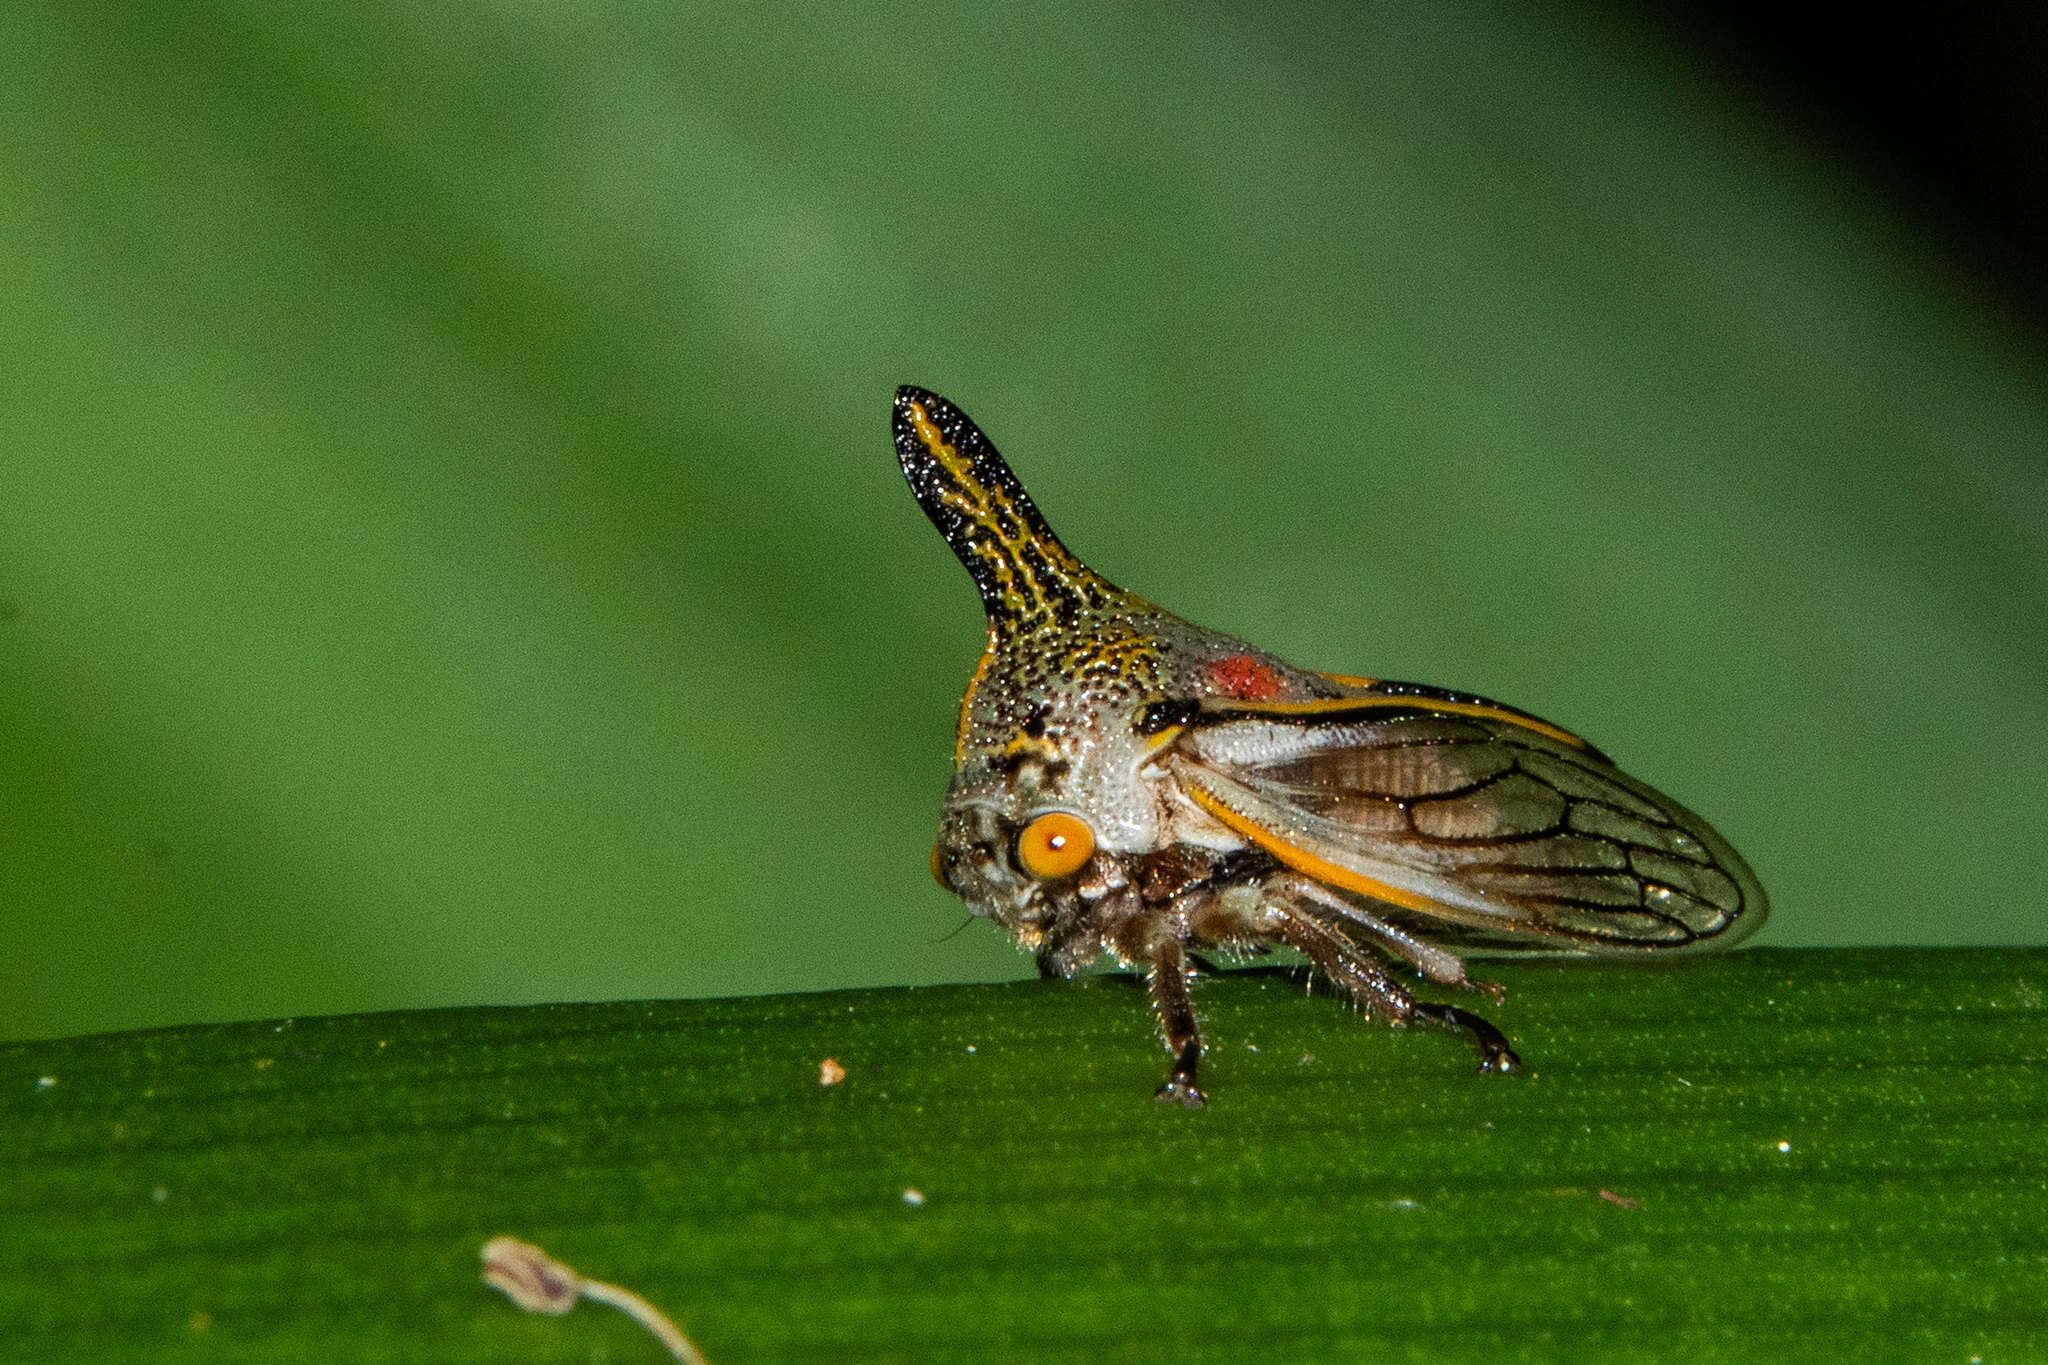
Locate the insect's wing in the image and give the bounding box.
[1166,689,1766,952]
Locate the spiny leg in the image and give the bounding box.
[1282,875,1506,1004]
[1411,1002,1520,1074]
[1263,903,1416,1018]
[1267,901,1519,1075]
[1146,938,1206,1108]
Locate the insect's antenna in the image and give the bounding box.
[931,914,980,945]
[894,386,1126,636]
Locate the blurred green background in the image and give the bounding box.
[3,4,2043,1043]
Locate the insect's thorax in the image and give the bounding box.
[948,601,1330,856]
[951,607,1168,853]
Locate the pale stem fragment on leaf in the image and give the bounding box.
[480,1235,708,1365]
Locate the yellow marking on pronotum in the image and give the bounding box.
[907,399,1091,630]
[909,401,1002,543]
[906,401,964,475]
[1317,672,1380,689]
[1183,781,1444,918]
[1001,733,1060,764]
[1073,631,1158,672]
[1212,694,1588,749]
[914,399,1039,761]
[954,628,998,762]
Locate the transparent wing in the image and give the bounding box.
[1166,686,1767,953]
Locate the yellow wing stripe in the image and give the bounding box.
[1183,781,1443,917]
[1207,694,1588,749]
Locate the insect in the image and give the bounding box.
[895,386,1766,1106]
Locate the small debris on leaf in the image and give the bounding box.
[818,1057,846,1086]
[481,1236,707,1365]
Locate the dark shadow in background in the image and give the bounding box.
[1647,2,2048,331]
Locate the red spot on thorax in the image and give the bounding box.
[1209,654,1285,700]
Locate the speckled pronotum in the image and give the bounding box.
[895,386,1766,1106]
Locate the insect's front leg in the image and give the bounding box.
[1033,913,1105,980]
[1145,936,1206,1108]
[1103,884,1208,1105]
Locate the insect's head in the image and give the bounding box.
[928,794,1122,941]
[894,384,1165,934]
[927,670,1163,938]
[896,385,1307,938]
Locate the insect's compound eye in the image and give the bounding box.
[929,843,953,892]
[1015,811,1096,881]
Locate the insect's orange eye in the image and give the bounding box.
[1015,812,1095,881]
[929,843,952,891]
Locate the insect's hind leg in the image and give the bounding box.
[1146,938,1206,1108]
[1410,1001,1520,1074]
[1262,904,1418,1017]
[1265,900,1520,1075]
[1282,875,1507,1004]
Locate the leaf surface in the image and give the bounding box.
[5,948,2043,1362]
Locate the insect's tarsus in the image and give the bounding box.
[1412,1002,1522,1074]
[1158,1037,1205,1108]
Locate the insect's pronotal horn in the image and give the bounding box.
[894,385,1122,633]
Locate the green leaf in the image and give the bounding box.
[6,948,2043,1362]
